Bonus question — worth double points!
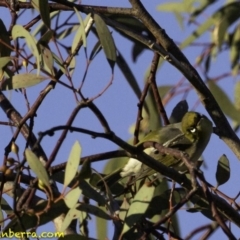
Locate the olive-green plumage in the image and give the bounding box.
[98,111,212,187]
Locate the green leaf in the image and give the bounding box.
[69,56,76,77]
[157,1,194,13]
[119,198,130,221]
[94,14,116,70]
[64,141,81,187]
[79,180,106,206]
[61,208,82,232]
[33,11,58,38]
[56,25,78,40]
[0,19,11,57]
[0,57,14,69]
[1,73,48,90]
[234,81,240,111]
[169,100,188,123]
[121,183,155,238]
[190,0,218,20]
[216,154,230,187]
[208,80,240,123]
[72,8,88,52]
[12,25,41,75]
[181,2,240,49]
[25,149,49,187]
[31,0,50,28]
[96,208,108,240]
[39,44,54,75]
[38,29,53,44]
[52,52,66,74]
[146,186,183,220]
[212,2,240,48]
[78,159,91,180]
[64,187,82,209]
[181,17,215,49]
[77,203,111,220]
[230,24,240,76]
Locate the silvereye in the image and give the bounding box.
[98,111,212,187]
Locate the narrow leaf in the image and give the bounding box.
[121,183,155,237]
[72,8,87,52]
[64,141,81,187]
[12,25,41,75]
[78,159,91,180]
[169,100,188,123]
[77,203,111,220]
[1,73,48,90]
[181,2,240,49]
[234,81,240,110]
[39,44,54,75]
[31,0,50,28]
[60,208,81,232]
[64,187,82,209]
[79,180,106,206]
[208,80,240,123]
[0,57,14,69]
[94,14,116,70]
[25,149,49,187]
[216,154,230,187]
[0,19,11,57]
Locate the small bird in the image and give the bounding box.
[98,111,213,187]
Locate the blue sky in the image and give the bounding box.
[0,0,239,239]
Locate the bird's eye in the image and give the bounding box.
[189,127,196,133]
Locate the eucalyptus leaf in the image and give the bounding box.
[96,206,108,240]
[39,44,54,75]
[25,149,49,187]
[121,183,155,238]
[0,19,11,57]
[0,57,14,69]
[94,14,116,70]
[1,73,49,90]
[79,180,106,206]
[64,187,82,209]
[12,25,41,75]
[64,141,81,187]
[230,24,240,76]
[234,81,240,111]
[181,2,240,49]
[31,0,50,28]
[60,208,81,232]
[77,203,111,220]
[208,80,240,123]
[72,8,87,52]
[169,100,188,123]
[216,154,230,187]
[78,158,91,180]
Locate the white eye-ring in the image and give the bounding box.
[190,128,196,133]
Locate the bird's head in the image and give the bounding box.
[181,112,213,142]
